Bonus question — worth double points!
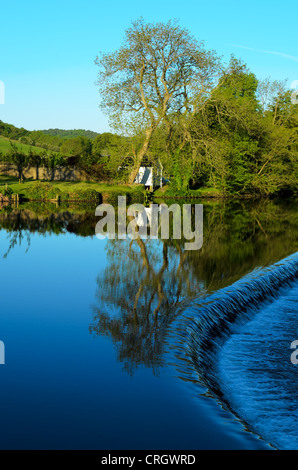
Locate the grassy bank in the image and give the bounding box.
[153,185,289,199]
[0,175,145,202]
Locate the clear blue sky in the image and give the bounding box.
[0,0,297,133]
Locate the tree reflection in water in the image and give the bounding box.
[0,198,297,375]
[89,236,203,375]
[89,197,298,375]
[0,202,97,258]
[0,206,32,258]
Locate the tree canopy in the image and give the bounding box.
[95,18,221,183]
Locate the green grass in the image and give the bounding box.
[0,136,58,155]
[189,187,223,197]
[0,175,144,198]
[0,175,220,200]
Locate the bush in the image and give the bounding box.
[64,189,100,201]
[0,186,14,197]
[24,183,100,201]
[25,182,62,200]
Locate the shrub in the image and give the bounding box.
[64,189,100,201]
[25,182,62,200]
[0,186,14,197]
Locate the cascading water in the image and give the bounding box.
[174,253,298,449]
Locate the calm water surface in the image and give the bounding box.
[0,198,297,449]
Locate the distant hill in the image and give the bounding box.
[0,120,29,140]
[41,128,99,140]
[0,120,101,154]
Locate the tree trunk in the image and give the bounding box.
[128,127,154,184]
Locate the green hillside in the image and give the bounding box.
[0,135,58,155]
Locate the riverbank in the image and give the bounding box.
[154,185,298,199]
[0,175,145,203]
[0,175,296,203]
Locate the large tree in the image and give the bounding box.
[95,18,220,183]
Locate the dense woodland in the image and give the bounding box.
[41,128,99,140]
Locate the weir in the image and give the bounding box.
[175,252,298,404]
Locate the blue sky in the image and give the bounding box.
[0,0,297,133]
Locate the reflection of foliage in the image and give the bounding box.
[3,227,31,259]
[0,203,98,257]
[0,186,14,197]
[90,238,203,375]
[0,197,297,374]
[90,197,298,375]
[186,198,298,290]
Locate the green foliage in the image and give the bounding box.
[60,136,92,157]
[41,128,98,140]
[0,185,14,197]
[96,18,221,183]
[0,141,68,173]
[25,182,62,200]
[158,57,297,197]
[0,121,28,140]
[0,23,297,197]
[223,136,259,194]
[166,149,194,194]
[24,182,100,201]
[0,121,120,164]
[92,133,120,156]
[65,189,100,201]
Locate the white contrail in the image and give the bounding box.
[227,44,298,63]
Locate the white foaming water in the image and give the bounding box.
[218,280,298,450]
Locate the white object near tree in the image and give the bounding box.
[134,167,153,186]
[134,160,163,188]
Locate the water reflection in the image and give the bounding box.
[0,202,97,257]
[0,198,297,374]
[90,238,203,375]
